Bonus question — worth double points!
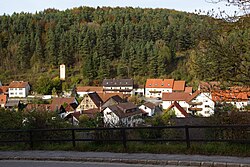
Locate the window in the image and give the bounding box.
[19,88,22,90]
[205,111,210,114]
[205,105,209,108]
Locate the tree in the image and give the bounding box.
[35,76,54,95]
[16,34,31,70]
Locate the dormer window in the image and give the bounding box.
[168,83,170,86]
[149,84,152,86]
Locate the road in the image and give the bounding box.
[0,160,194,167]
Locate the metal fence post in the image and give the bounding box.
[29,130,33,149]
[185,125,190,149]
[72,129,76,147]
[121,128,127,149]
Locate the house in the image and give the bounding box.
[162,92,190,111]
[50,97,78,112]
[101,95,125,109]
[5,100,20,111]
[0,94,7,108]
[186,91,215,117]
[162,91,215,117]
[102,78,134,95]
[76,92,103,112]
[145,79,174,98]
[212,91,249,111]
[8,81,30,98]
[134,84,145,96]
[76,86,103,97]
[102,102,143,127]
[61,112,79,126]
[199,82,249,111]
[0,86,9,95]
[139,102,157,117]
[165,101,189,118]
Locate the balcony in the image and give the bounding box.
[188,102,203,105]
[188,107,202,111]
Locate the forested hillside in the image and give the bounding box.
[0,7,249,91]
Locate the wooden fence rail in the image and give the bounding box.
[0,124,249,149]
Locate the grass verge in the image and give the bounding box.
[0,142,249,157]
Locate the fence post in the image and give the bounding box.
[121,128,127,149]
[29,130,33,149]
[72,129,76,147]
[185,125,190,149]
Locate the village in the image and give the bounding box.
[0,64,249,127]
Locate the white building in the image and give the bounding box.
[102,79,134,95]
[8,81,30,98]
[186,91,215,117]
[162,92,190,111]
[103,102,143,127]
[162,91,215,117]
[145,79,174,98]
[139,102,156,117]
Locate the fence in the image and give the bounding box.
[0,124,249,149]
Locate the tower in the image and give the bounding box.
[60,64,65,81]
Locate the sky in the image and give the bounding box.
[1,0,239,16]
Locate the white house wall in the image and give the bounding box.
[162,101,189,111]
[189,93,215,117]
[9,86,30,98]
[139,105,154,116]
[103,107,120,126]
[145,88,172,98]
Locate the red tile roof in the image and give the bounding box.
[9,81,29,88]
[0,86,9,94]
[212,91,249,102]
[50,97,77,111]
[199,81,220,92]
[0,94,7,105]
[143,102,156,109]
[162,92,190,101]
[97,92,124,102]
[184,87,193,94]
[166,101,189,117]
[145,79,174,88]
[173,81,185,91]
[76,86,103,93]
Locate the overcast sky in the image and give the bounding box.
[1,0,239,16]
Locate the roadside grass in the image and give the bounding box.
[0,142,249,157]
